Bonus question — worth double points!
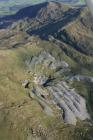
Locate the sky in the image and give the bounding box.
[0,0,46,15]
[86,0,93,15]
[0,0,85,6]
[0,0,85,16]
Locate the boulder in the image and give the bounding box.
[22,80,29,88]
[34,75,48,86]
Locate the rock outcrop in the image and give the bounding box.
[22,80,29,88]
[33,75,49,86]
[70,75,93,83]
[25,51,69,71]
[28,80,90,125]
[47,81,90,125]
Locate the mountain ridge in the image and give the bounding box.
[0,1,93,140]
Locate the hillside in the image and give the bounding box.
[55,7,93,55]
[0,1,93,140]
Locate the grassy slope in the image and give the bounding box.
[0,35,93,139]
[0,1,93,139]
[0,39,57,140]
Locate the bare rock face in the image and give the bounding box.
[24,50,90,125]
[25,51,69,71]
[31,79,90,125]
[70,75,93,83]
[47,81,90,125]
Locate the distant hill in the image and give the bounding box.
[8,1,93,56]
